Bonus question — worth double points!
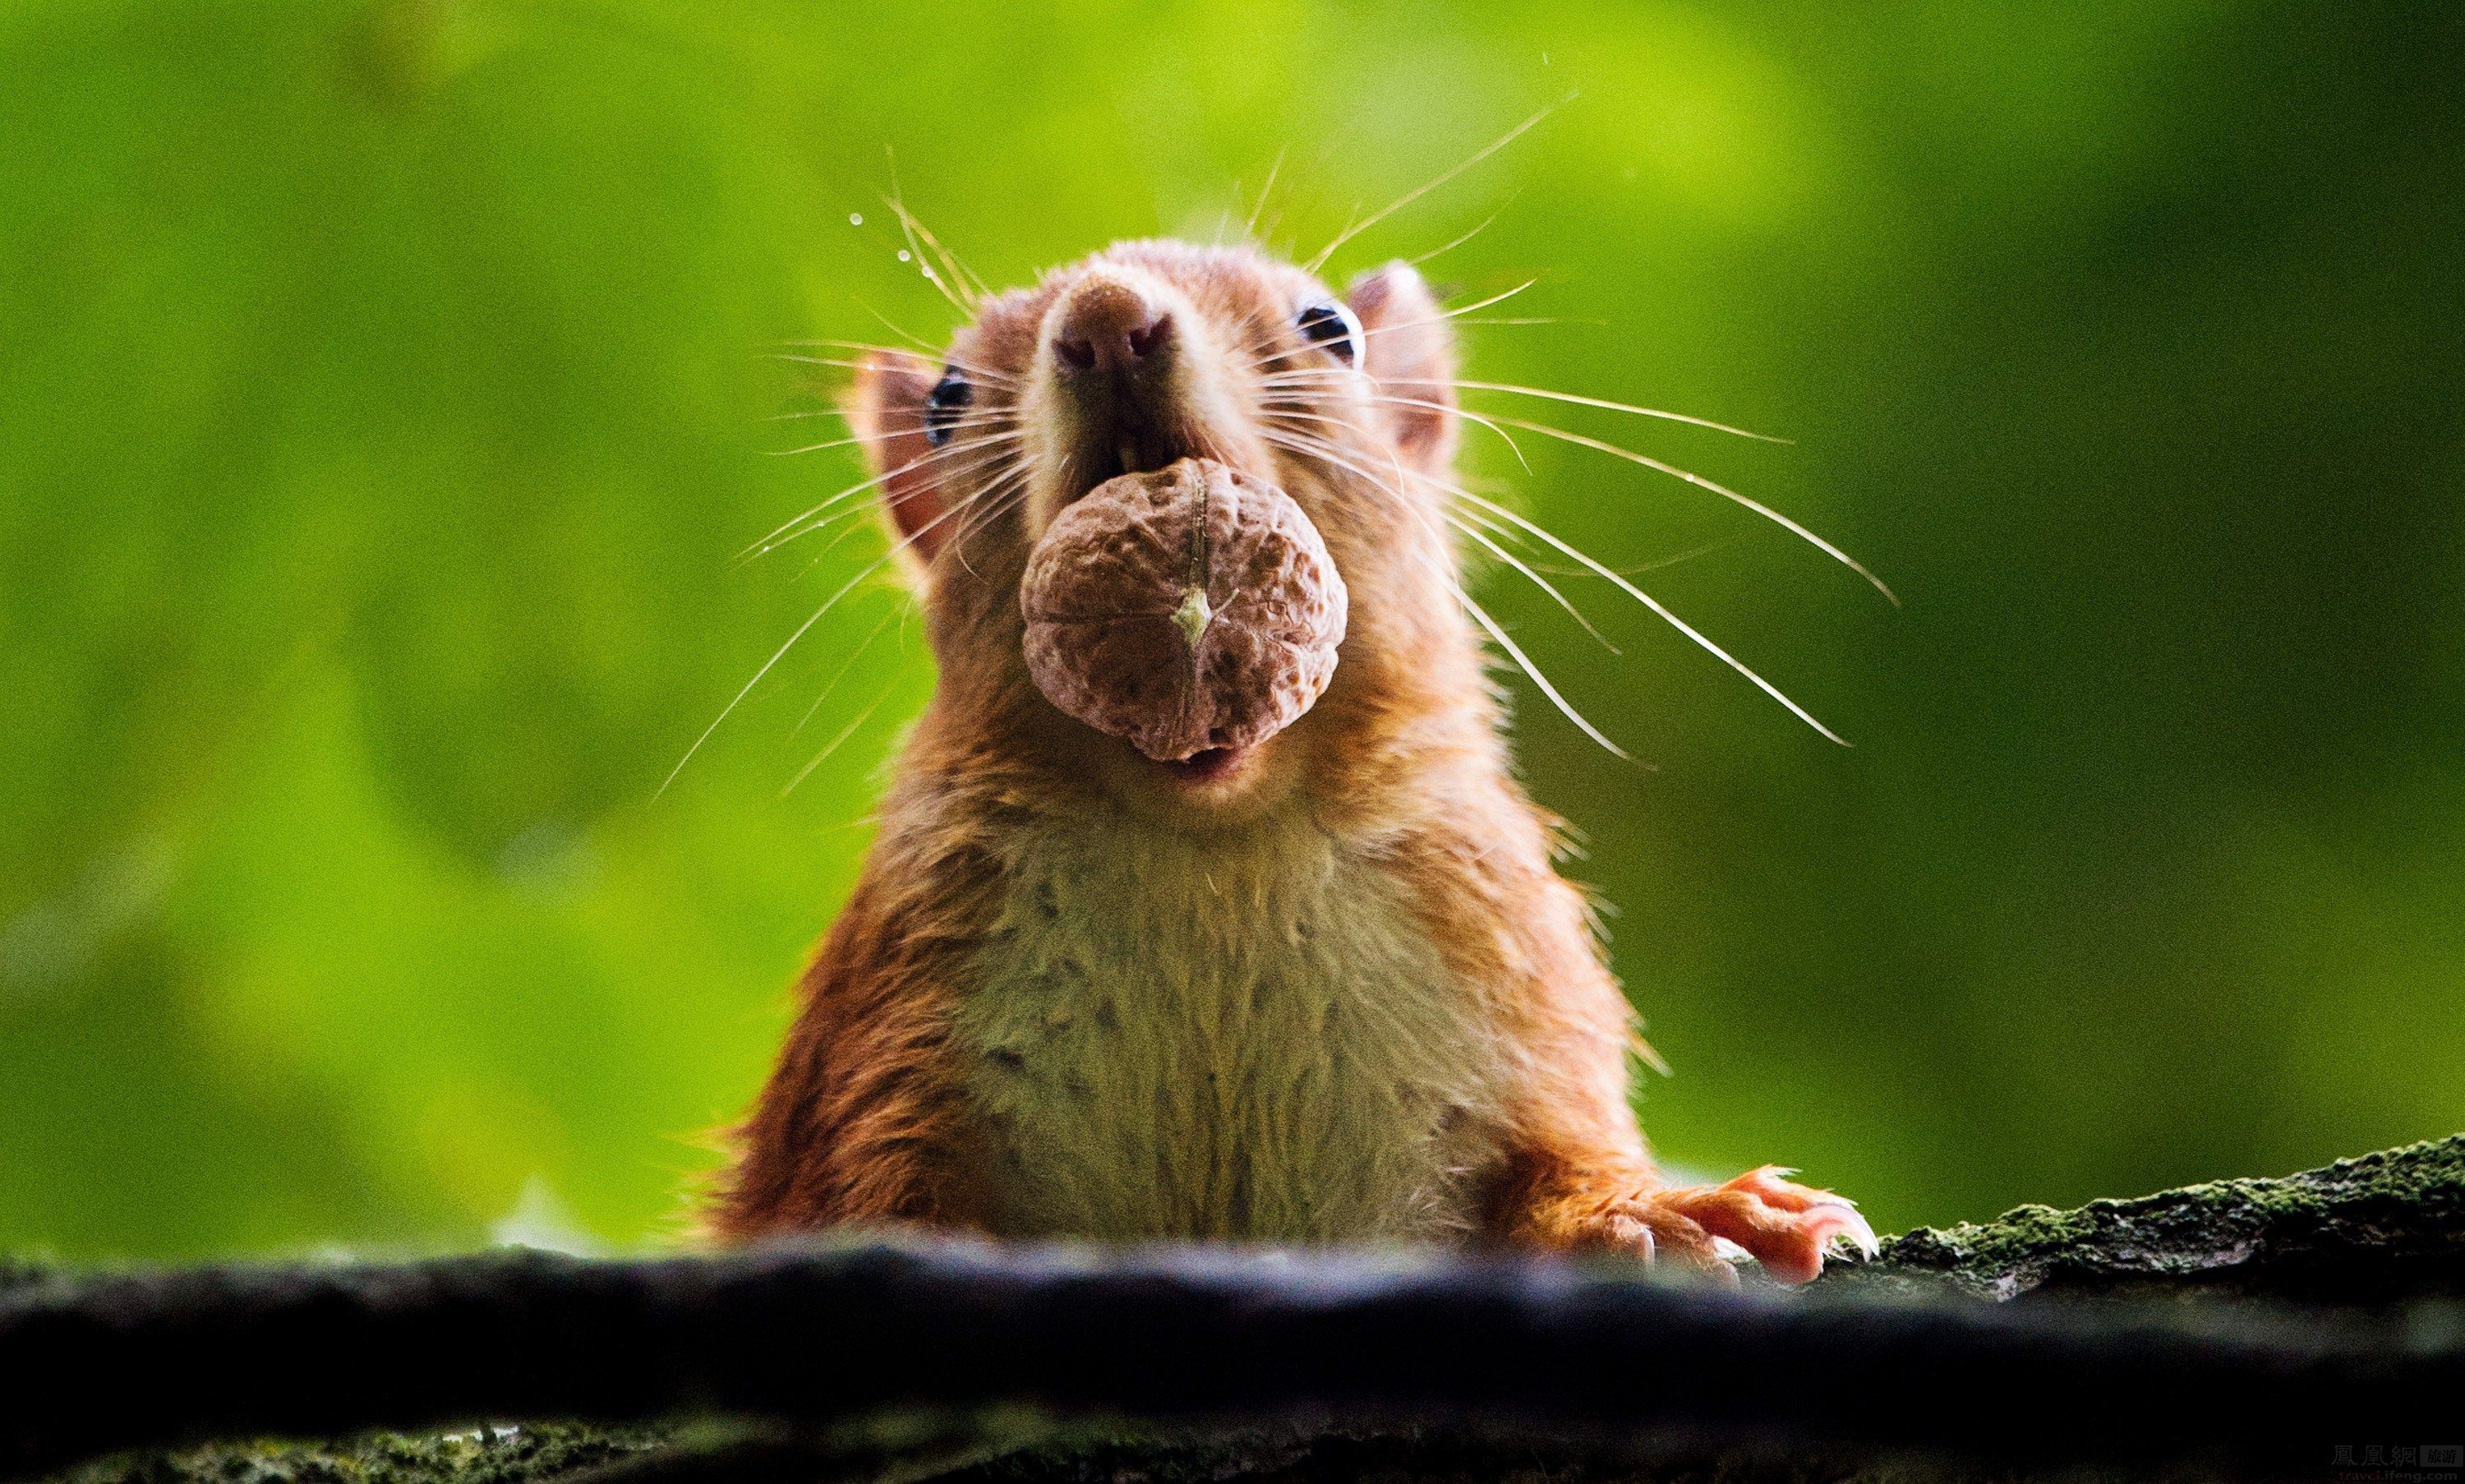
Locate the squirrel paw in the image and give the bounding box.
[1563,1166,1877,1285]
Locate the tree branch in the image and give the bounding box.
[4,1135,2460,1483]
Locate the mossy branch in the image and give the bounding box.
[5,1136,2462,1484]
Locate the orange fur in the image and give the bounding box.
[712,241,1865,1277]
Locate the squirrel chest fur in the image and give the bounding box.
[959,800,1497,1241]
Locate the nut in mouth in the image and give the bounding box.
[1018,459,1349,768]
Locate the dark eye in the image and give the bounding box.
[1295,300,1362,365]
[924,367,970,447]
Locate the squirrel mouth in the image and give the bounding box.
[1159,745,1250,784]
[1068,417,1197,503]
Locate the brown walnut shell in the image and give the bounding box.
[1021,458,1348,763]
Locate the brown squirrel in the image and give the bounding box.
[710,239,1873,1282]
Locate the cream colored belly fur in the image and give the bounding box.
[955,805,1504,1241]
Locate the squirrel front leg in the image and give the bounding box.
[1473,942,1873,1283]
[709,869,986,1241]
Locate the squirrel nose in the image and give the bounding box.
[1052,279,1173,374]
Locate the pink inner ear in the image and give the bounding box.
[852,355,952,565]
[880,426,948,560]
[1346,262,1458,464]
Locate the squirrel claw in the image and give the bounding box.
[1653,1165,1877,1284]
[1540,1165,1872,1285]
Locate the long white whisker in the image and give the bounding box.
[767,408,1013,456]
[1306,101,1563,274]
[792,603,900,735]
[945,461,1039,577]
[1264,394,1530,472]
[854,298,968,365]
[1450,484,1850,744]
[899,201,996,305]
[784,682,900,796]
[1473,409,1895,604]
[1407,202,1510,267]
[1263,422,1611,650]
[1262,415,1843,744]
[1427,278,1542,321]
[1522,537,1739,578]
[770,354,1011,388]
[1260,380,1884,602]
[1236,281,1539,376]
[780,339,1018,385]
[763,427,863,448]
[743,428,1021,557]
[881,152,981,311]
[1454,574,1638,762]
[791,498,910,580]
[1244,145,1288,242]
[1262,429,1633,757]
[748,433,1021,557]
[1259,426,1595,645]
[662,462,1020,795]
[1446,504,1620,652]
[1452,380,1788,444]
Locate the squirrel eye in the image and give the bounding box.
[924,367,971,447]
[1295,300,1362,366]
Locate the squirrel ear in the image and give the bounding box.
[1346,260,1458,472]
[844,350,951,570]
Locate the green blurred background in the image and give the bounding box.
[4,0,2461,1259]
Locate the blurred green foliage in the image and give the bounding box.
[3,0,2461,1258]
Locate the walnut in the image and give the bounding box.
[1021,458,1348,763]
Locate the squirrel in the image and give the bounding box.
[709,239,1873,1283]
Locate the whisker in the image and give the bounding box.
[1259,376,1886,603]
[780,339,1018,385]
[1452,380,1788,444]
[767,404,1011,457]
[1406,200,1512,268]
[1259,425,1592,644]
[790,510,884,583]
[662,456,1030,795]
[1262,416,1845,744]
[1236,281,1539,376]
[1259,426,1633,727]
[764,398,1016,447]
[791,459,1027,582]
[762,428,864,449]
[784,681,900,796]
[1263,394,1530,472]
[1521,537,1739,578]
[881,150,986,309]
[1306,100,1564,274]
[1449,506,1619,652]
[945,461,1039,577]
[1447,316,1602,328]
[771,353,1003,384]
[1449,483,1850,744]
[743,428,1021,557]
[1472,408,1896,604]
[1431,278,1542,320]
[854,298,973,366]
[792,603,901,735]
[743,466,910,557]
[1455,570,1638,762]
[1243,145,1288,242]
